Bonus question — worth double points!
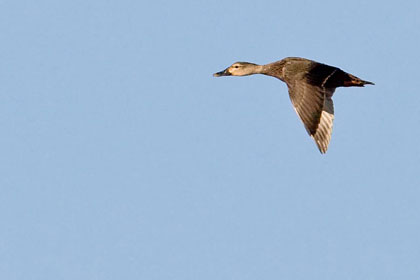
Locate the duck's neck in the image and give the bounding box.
[246,62,284,80]
[258,62,285,80]
[251,64,274,75]
[252,64,265,74]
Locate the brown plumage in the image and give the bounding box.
[213,57,374,153]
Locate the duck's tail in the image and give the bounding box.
[343,73,375,87]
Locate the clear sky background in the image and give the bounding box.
[1,1,420,279]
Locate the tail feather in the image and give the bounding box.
[343,73,375,87]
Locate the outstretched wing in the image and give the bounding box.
[313,96,334,153]
[287,80,335,153]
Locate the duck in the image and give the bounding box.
[213,57,374,153]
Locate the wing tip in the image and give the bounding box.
[312,137,329,154]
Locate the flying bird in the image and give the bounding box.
[213,57,374,153]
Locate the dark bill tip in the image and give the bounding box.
[213,68,230,77]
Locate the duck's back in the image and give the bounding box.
[279,57,370,88]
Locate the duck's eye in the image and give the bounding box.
[234,65,239,68]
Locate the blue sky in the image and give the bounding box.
[1,0,420,279]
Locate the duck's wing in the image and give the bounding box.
[286,80,335,154]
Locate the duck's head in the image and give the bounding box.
[213,62,260,77]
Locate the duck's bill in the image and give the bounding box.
[213,68,231,77]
